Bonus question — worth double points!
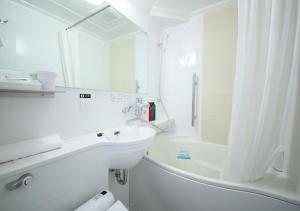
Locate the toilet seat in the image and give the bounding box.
[107,201,128,211]
[74,190,128,211]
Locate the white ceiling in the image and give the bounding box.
[130,0,228,13]
[12,0,231,38]
[129,0,230,20]
[128,0,155,12]
[13,0,140,40]
[154,0,228,13]
[50,0,129,30]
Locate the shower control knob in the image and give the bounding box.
[6,173,33,191]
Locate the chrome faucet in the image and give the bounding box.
[122,97,146,120]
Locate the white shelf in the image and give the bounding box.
[127,117,175,133]
[0,88,65,95]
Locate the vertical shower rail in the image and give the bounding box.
[192,73,198,127]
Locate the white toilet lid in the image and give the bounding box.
[107,201,128,211]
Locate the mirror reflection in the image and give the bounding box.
[0,0,148,93]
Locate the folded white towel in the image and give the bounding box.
[0,134,63,163]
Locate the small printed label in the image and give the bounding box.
[80,94,91,99]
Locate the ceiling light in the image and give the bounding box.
[85,0,104,5]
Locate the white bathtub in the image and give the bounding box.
[129,136,300,211]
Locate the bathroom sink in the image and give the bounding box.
[101,126,155,169]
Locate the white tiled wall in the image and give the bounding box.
[202,2,238,145]
[161,15,203,137]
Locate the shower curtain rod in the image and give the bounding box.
[65,5,111,30]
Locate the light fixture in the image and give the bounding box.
[85,0,104,5]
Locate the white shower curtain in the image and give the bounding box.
[58,29,79,87]
[223,0,300,182]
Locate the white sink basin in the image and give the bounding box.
[101,126,155,169]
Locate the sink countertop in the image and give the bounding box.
[0,133,105,180]
[0,126,155,180]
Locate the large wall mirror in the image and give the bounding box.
[0,0,148,93]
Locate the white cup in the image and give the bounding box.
[36,71,57,90]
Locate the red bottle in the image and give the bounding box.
[149,103,153,121]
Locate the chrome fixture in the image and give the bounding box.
[6,173,33,191]
[110,169,128,185]
[0,18,8,48]
[0,37,3,48]
[123,97,167,132]
[122,97,145,119]
[191,73,199,127]
[0,18,8,25]
[113,131,120,136]
[66,5,110,30]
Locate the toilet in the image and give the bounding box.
[75,190,128,211]
[106,201,128,211]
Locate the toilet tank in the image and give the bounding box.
[0,146,108,211]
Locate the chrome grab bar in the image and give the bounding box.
[192,73,198,127]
